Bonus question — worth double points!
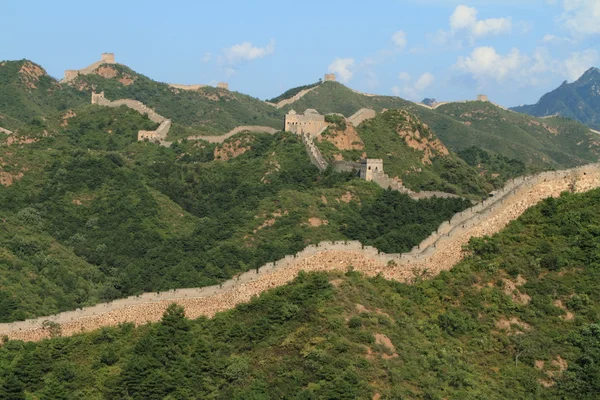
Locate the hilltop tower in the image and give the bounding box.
[324,73,336,82]
[284,109,327,137]
[91,91,106,104]
[477,94,489,102]
[360,159,384,181]
[101,53,115,64]
[217,82,229,90]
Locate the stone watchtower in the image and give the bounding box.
[91,91,106,105]
[324,73,336,82]
[217,82,229,90]
[360,159,384,181]
[284,109,327,137]
[101,53,116,64]
[477,94,489,102]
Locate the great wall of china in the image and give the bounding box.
[91,91,172,144]
[2,163,599,343]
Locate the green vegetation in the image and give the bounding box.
[512,67,600,130]
[0,60,86,129]
[0,109,470,322]
[2,189,600,398]
[423,101,600,168]
[266,81,321,104]
[458,146,528,187]
[275,80,599,171]
[71,64,286,135]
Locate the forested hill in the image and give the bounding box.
[273,81,600,170]
[1,188,599,399]
[65,63,286,135]
[512,67,600,130]
[0,60,86,129]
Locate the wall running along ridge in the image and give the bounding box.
[186,126,279,144]
[0,127,12,135]
[2,164,599,343]
[91,92,172,145]
[62,53,115,83]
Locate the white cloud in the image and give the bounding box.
[451,5,512,38]
[433,5,513,46]
[542,34,574,45]
[560,0,600,37]
[201,52,212,63]
[455,46,527,83]
[392,72,435,100]
[450,5,478,30]
[328,58,355,83]
[398,72,411,81]
[222,40,275,64]
[415,72,435,91]
[391,30,407,50]
[561,49,599,81]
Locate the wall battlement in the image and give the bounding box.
[91,92,171,144]
[285,109,328,137]
[3,163,599,342]
[62,53,116,82]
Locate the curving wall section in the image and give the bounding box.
[2,164,599,343]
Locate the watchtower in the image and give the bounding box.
[477,94,489,102]
[324,73,336,82]
[217,82,229,90]
[91,91,106,104]
[360,159,384,181]
[64,70,79,80]
[284,109,327,137]
[101,53,116,64]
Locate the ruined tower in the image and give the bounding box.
[360,159,384,181]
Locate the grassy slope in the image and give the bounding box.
[1,189,599,399]
[0,107,470,322]
[423,101,600,167]
[282,81,599,169]
[318,110,492,196]
[0,60,87,129]
[69,64,286,135]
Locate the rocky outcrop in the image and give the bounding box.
[2,164,599,343]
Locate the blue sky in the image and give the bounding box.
[1,0,599,106]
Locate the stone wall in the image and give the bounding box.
[360,159,384,181]
[285,109,328,137]
[91,92,171,143]
[168,84,208,91]
[2,164,599,342]
[62,53,116,82]
[187,126,279,144]
[217,82,229,90]
[346,108,377,126]
[324,73,336,82]
[302,133,329,171]
[266,86,321,109]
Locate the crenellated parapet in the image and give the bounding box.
[90,92,171,144]
[3,163,599,342]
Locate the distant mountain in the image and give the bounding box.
[512,67,600,130]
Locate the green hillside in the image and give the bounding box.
[512,67,600,130]
[0,106,470,322]
[274,81,599,170]
[0,60,86,130]
[2,189,599,399]
[282,81,412,116]
[420,101,600,168]
[318,110,493,196]
[67,63,286,135]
